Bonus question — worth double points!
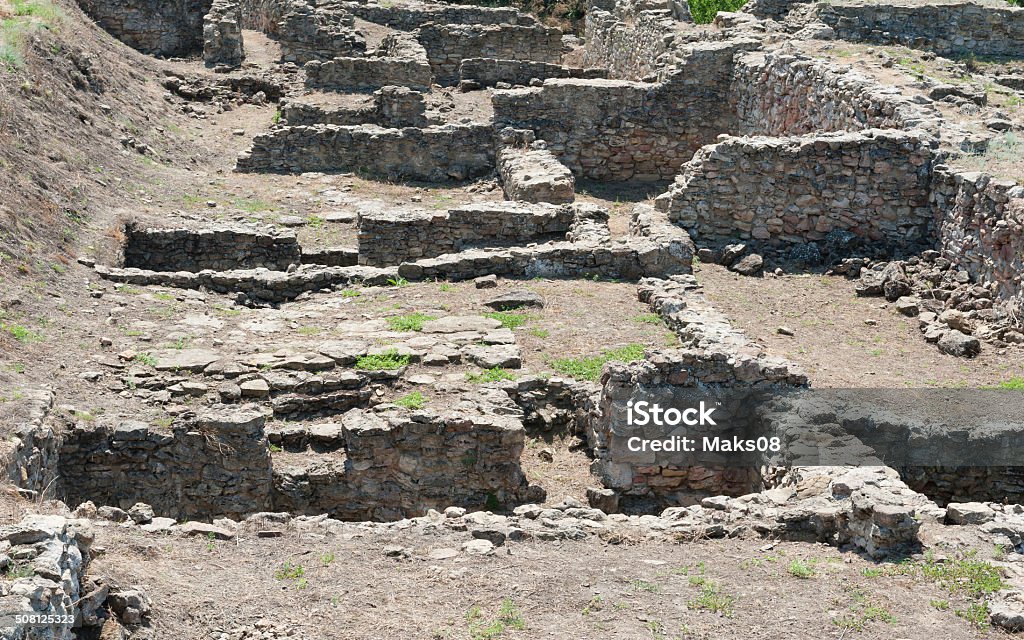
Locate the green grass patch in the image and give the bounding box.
[549,343,646,381]
[632,313,663,325]
[134,352,158,367]
[354,350,410,370]
[274,562,305,581]
[688,580,735,617]
[466,367,516,384]
[1,322,41,343]
[231,198,272,213]
[395,391,426,409]
[465,599,525,640]
[484,311,531,330]
[387,312,437,332]
[527,327,549,338]
[994,377,1024,390]
[787,559,815,579]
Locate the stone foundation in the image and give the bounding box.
[341,1,536,30]
[122,225,301,272]
[654,129,936,249]
[276,1,365,64]
[496,146,576,204]
[304,33,432,92]
[204,0,245,67]
[415,23,565,86]
[78,0,213,56]
[459,58,606,88]
[236,123,495,180]
[281,87,429,127]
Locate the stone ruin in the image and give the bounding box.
[9,0,1024,634]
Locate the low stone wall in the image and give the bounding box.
[496,146,575,204]
[459,57,606,88]
[235,123,495,180]
[305,33,432,91]
[730,51,934,136]
[654,129,936,249]
[340,1,535,30]
[743,0,807,20]
[273,405,532,520]
[932,167,1024,319]
[1,389,60,498]
[415,23,564,86]
[204,0,245,67]
[79,0,213,56]
[122,225,301,272]
[812,0,1024,59]
[357,202,580,266]
[281,87,428,127]
[58,407,274,520]
[277,2,365,64]
[583,4,685,81]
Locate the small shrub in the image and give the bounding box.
[387,313,437,332]
[688,0,748,24]
[134,352,158,367]
[395,391,426,409]
[688,581,735,617]
[340,289,361,298]
[387,276,410,288]
[1,322,42,343]
[956,602,989,629]
[355,350,410,370]
[274,562,305,580]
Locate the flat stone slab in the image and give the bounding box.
[177,522,236,540]
[462,344,522,369]
[484,290,544,310]
[421,316,502,334]
[153,348,222,372]
[317,340,369,364]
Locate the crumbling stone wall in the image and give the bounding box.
[277,1,365,63]
[236,123,495,180]
[459,58,606,88]
[496,146,576,204]
[654,129,936,248]
[281,87,429,127]
[273,406,532,520]
[357,202,579,266]
[730,51,932,136]
[743,0,806,20]
[204,0,245,67]
[415,23,564,86]
[932,167,1024,319]
[340,1,536,30]
[122,225,301,272]
[79,0,213,56]
[812,0,1024,59]
[583,2,686,80]
[238,0,292,34]
[58,408,274,520]
[304,34,432,91]
[1,389,61,498]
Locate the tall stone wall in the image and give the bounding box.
[357,202,578,266]
[204,0,245,67]
[58,407,274,521]
[582,5,683,80]
[812,0,1024,59]
[78,0,213,56]
[932,168,1024,319]
[122,225,302,272]
[273,406,532,521]
[654,129,936,248]
[235,123,495,181]
[340,1,536,30]
[277,2,365,63]
[459,58,606,88]
[415,23,564,86]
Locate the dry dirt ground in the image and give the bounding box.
[89,522,994,640]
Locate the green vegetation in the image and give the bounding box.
[466,367,516,384]
[387,312,437,332]
[321,551,335,567]
[3,563,34,580]
[387,276,410,288]
[687,577,735,616]
[688,0,747,24]
[832,603,896,631]
[484,311,531,329]
[465,599,525,640]
[274,562,306,588]
[340,289,361,298]
[994,377,1024,390]
[527,327,549,338]
[231,198,272,213]
[632,313,663,325]
[630,579,660,593]
[354,350,410,370]
[134,352,158,367]
[1,322,41,343]
[395,391,426,409]
[787,559,816,579]
[1,0,63,71]
[549,343,646,381]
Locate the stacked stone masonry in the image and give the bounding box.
[276,1,365,64]
[281,87,429,128]
[583,2,688,81]
[357,202,580,266]
[203,0,245,67]
[496,146,576,204]
[340,1,536,30]
[236,123,495,181]
[304,33,432,92]
[415,23,565,86]
[122,225,302,272]
[459,58,607,88]
[654,129,937,250]
[78,0,213,56]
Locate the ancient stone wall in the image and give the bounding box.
[58,407,274,521]
[812,0,1024,59]
[235,123,495,180]
[357,202,579,266]
[743,0,806,20]
[281,87,429,127]
[238,0,292,34]
[304,38,433,92]
[654,129,936,249]
[272,406,532,520]
[204,0,245,67]
[340,1,535,30]
[496,146,576,204]
[932,168,1024,319]
[459,58,606,88]
[415,23,564,86]
[122,225,302,272]
[78,0,213,56]
[730,51,933,136]
[277,2,365,63]
[582,4,683,80]
[1,389,61,498]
